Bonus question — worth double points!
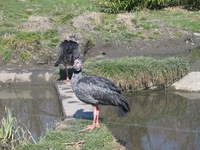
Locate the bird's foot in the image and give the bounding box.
[95,124,100,128]
[79,124,100,132]
[79,125,95,132]
[64,78,70,82]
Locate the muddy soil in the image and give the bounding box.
[83,33,200,60]
[72,12,200,60]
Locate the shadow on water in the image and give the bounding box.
[0,85,63,142]
[100,90,200,150]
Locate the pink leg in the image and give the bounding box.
[79,106,100,132]
[65,65,70,81]
[94,106,100,128]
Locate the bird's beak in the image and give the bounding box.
[73,62,79,68]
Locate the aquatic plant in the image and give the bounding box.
[0,107,36,149]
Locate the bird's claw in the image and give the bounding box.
[64,78,70,82]
[79,124,100,133]
[79,125,94,132]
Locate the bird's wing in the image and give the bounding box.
[75,75,130,117]
[95,75,122,93]
[76,76,121,106]
[81,75,122,93]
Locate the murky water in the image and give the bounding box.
[1,88,199,149]
[100,90,200,150]
[0,85,63,142]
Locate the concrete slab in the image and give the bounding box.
[171,72,200,92]
[55,81,93,119]
[174,92,200,99]
[0,67,56,85]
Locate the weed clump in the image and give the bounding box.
[0,107,36,149]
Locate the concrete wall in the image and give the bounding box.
[0,67,58,85]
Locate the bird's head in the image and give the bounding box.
[73,59,82,71]
[69,35,77,42]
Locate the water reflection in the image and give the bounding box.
[0,86,63,141]
[101,90,200,150]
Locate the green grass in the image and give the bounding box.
[19,120,120,150]
[182,47,200,64]
[141,22,154,30]
[0,0,99,23]
[0,45,11,63]
[0,0,199,65]
[1,108,120,150]
[143,9,200,32]
[0,0,100,64]
[83,56,189,91]
[0,107,35,150]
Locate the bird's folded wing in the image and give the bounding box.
[77,75,121,93]
[76,79,120,106]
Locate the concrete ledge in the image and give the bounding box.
[0,67,57,85]
[173,92,200,99]
[55,81,93,119]
[171,72,200,92]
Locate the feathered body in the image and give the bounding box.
[55,40,80,67]
[71,73,130,117]
[54,39,80,80]
[71,59,130,131]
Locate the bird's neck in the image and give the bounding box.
[71,69,82,90]
[73,69,82,74]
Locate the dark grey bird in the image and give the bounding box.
[54,36,80,81]
[71,59,130,131]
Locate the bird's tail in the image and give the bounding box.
[115,94,130,117]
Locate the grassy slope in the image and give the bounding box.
[0,0,99,63]
[0,0,200,64]
[18,120,121,150]
[144,8,200,32]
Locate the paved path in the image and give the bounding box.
[55,81,93,119]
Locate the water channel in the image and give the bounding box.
[1,85,200,150]
[0,85,63,142]
[100,90,200,150]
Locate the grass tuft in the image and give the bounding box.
[19,119,121,150]
[0,107,36,149]
[83,56,189,91]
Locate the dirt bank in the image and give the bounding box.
[73,12,200,60]
[1,12,200,67]
[83,33,200,59]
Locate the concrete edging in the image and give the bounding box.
[0,67,56,85]
[171,72,200,92]
[55,81,93,119]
